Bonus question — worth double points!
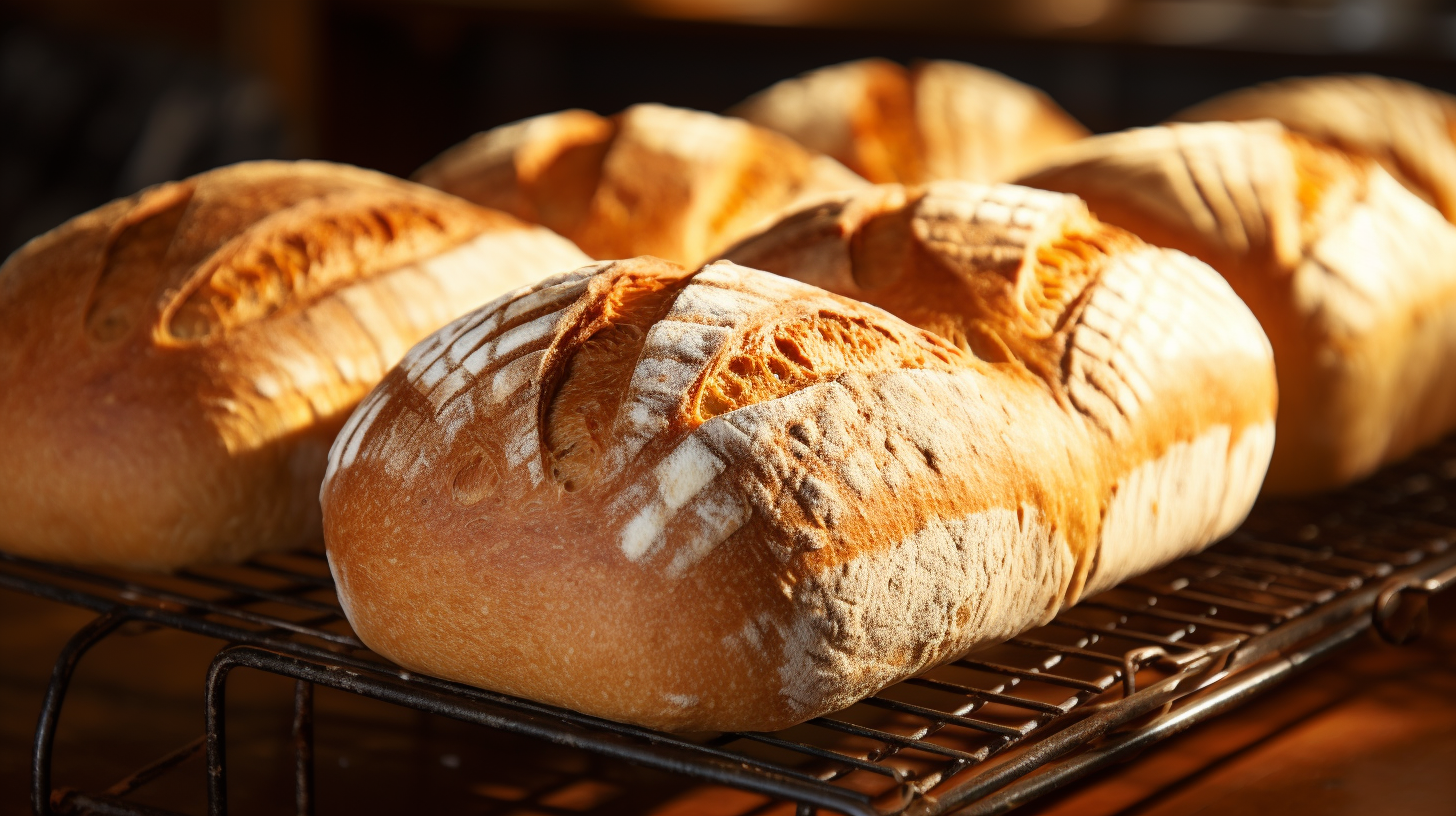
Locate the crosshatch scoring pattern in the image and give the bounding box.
[5,436,1456,816]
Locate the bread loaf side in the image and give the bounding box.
[0,161,589,569]
[1173,74,1456,223]
[726,180,1276,588]
[322,183,1274,731]
[414,104,868,267]
[1020,121,1456,492]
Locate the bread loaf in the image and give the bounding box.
[321,184,1274,732]
[0,161,589,569]
[1019,121,1456,493]
[1173,75,1456,223]
[729,58,1089,185]
[413,104,868,267]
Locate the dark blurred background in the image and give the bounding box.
[3,0,1456,259]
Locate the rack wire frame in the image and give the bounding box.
[6,438,1456,816]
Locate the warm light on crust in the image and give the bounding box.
[731,59,1089,186]
[414,104,868,267]
[1174,74,1456,224]
[1021,120,1456,493]
[322,182,1275,732]
[0,161,590,570]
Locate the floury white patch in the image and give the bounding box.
[664,489,751,578]
[491,351,543,404]
[617,433,733,565]
[665,281,766,327]
[495,309,564,359]
[502,277,588,323]
[320,239,1277,733]
[1088,421,1274,596]
[774,506,1072,718]
[335,390,389,474]
[445,311,502,368]
[620,503,669,562]
[913,180,1070,236]
[399,233,591,397]
[655,436,724,511]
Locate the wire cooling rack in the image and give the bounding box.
[4,438,1456,816]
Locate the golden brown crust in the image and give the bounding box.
[0,160,589,569]
[912,60,1090,183]
[730,59,1090,185]
[414,104,868,267]
[726,180,1277,560]
[1173,74,1456,223]
[692,308,962,421]
[322,184,1274,732]
[1020,121,1456,492]
[544,265,690,491]
[729,57,923,184]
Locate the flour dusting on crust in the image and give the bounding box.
[322,203,1277,733]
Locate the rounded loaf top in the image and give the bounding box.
[412,103,869,268]
[1172,74,1456,223]
[730,58,1090,186]
[0,159,590,569]
[322,182,1275,732]
[1020,119,1456,492]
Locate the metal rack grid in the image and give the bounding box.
[5,439,1456,816]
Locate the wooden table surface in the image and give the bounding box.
[3,584,1454,815]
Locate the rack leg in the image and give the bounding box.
[291,680,314,816]
[204,649,236,816]
[32,610,129,816]
[208,651,317,816]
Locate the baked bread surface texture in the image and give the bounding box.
[0,160,589,569]
[322,184,1274,732]
[729,58,1089,185]
[1019,120,1456,493]
[412,103,868,267]
[1173,74,1456,223]
[726,181,1275,589]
